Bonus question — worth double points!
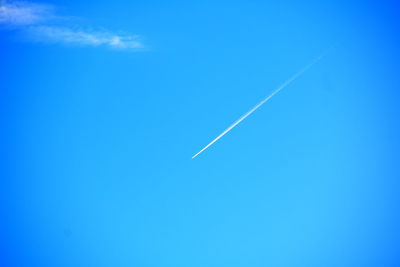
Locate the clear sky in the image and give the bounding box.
[1,0,400,266]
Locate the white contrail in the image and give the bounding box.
[192,54,325,159]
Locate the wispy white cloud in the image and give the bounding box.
[28,26,145,49]
[0,1,145,50]
[0,1,53,25]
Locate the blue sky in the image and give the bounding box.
[1,1,400,266]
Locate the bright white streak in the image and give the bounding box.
[192,54,324,159]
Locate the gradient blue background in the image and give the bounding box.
[1,0,400,266]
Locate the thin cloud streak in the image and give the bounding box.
[0,1,145,50]
[28,26,144,49]
[192,54,325,159]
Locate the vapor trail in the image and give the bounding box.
[192,54,325,159]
